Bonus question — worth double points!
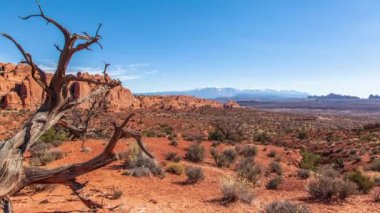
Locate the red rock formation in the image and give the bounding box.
[135,95,223,110]
[223,100,240,109]
[0,62,223,111]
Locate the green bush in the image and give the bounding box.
[208,129,225,141]
[345,171,375,194]
[39,127,68,145]
[185,143,205,163]
[300,151,321,171]
[165,152,178,161]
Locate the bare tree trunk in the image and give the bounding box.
[0,2,154,212]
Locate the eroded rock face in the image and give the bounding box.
[0,62,223,111]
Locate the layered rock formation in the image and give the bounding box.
[0,62,225,111]
[135,95,223,110]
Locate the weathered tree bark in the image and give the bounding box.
[0,1,152,211]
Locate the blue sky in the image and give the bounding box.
[1,0,379,97]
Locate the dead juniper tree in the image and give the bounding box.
[0,2,153,212]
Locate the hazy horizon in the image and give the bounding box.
[1,0,379,98]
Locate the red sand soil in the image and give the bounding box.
[11,137,380,213]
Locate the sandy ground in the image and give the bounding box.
[10,137,380,213]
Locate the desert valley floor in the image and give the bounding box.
[1,107,380,212]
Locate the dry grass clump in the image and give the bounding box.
[220,175,254,205]
[166,163,185,175]
[122,143,164,177]
[266,201,310,213]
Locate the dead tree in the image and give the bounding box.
[0,2,152,212]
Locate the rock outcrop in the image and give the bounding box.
[223,100,240,109]
[136,95,223,110]
[0,62,223,111]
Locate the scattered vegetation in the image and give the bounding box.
[122,143,164,177]
[220,175,254,204]
[236,157,261,185]
[238,145,258,157]
[185,166,204,184]
[345,171,375,194]
[185,143,205,163]
[308,166,357,202]
[210,148,237,168]
[297,169,311,179]
[269,161,283,175]
[266,201,310,213]
[300,151,321,171]
[266,176,283,190]
[166,163,185,175]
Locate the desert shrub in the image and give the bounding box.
[297,169,310,179]
[165,152,178,161]
[266,201,310,213]
[267,150,277,158]
[159,124,174,136]
[185,166,204,184]
[269,161,283,175]
[375,176,380,186]
[374,191,380,202]
[208,129,225,141]
[223,148,237,162]
[142,129,157,137]
[308,166,356,201]
[255,132,271,142]
[211,148,230,168]
[30,150,64,166]
[236,157,261,185]
[345,171,375,194]
[297,130,308,140]
[266,176,283,190]
[124,144,164,177]
[169,140,178,146]
[367,159,380,172]
[239,145,258,157]
[185,143,205,163]
[300,151,321,171]
[220,175,254,204]
[166,163,185,175]
[39,127,68,145]
[109,190,123,200]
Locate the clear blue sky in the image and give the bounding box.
[1,0,379,97]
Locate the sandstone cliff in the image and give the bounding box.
[0,62,227,111]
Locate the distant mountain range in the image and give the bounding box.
[140,88,380,102]
[140,87,310,101]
